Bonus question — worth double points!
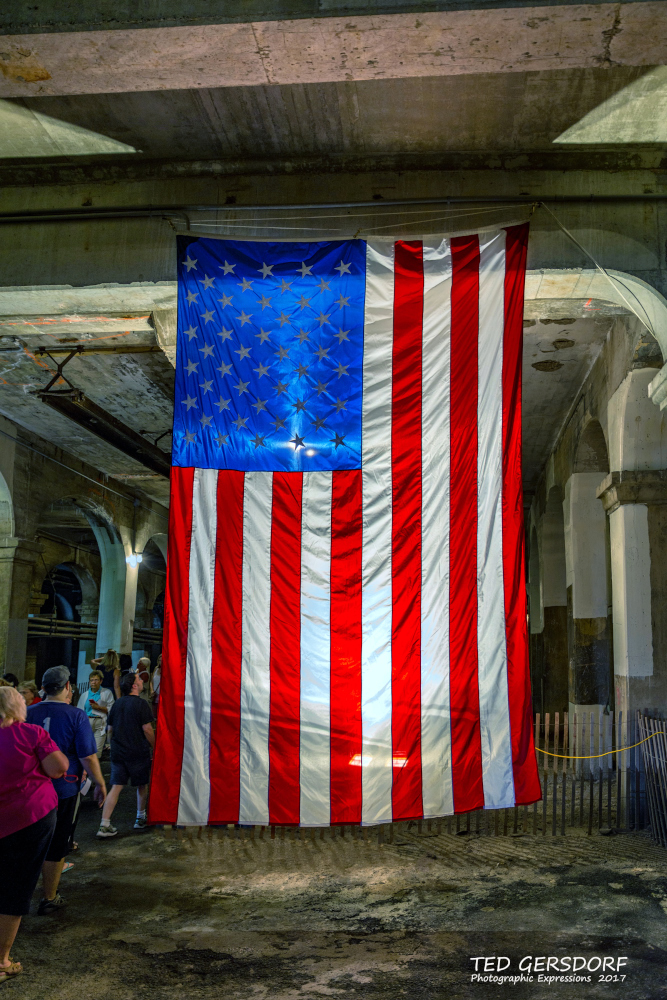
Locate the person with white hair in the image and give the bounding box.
[0,686,68,983]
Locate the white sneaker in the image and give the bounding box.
[96,823,118,839]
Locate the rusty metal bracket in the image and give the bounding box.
[33,346,83,394]
[30,348,171,478]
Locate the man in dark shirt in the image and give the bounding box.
[28,665,107,913]
[97,671,154,838]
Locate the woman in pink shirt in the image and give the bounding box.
[0,687,68,983]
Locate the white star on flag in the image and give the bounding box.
[258,262,273,278]
[220,260,236,274]
[183,255,197,272]
[335,260,351,275]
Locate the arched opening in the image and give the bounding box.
[27,495,110,686]
[565,419,612,716]
[573,419,610,474]
[541,487,568,716]
[33,564,83,688]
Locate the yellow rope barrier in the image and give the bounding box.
[535,731,665,760]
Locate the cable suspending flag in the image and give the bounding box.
[149,227,541,828]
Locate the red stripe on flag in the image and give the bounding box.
[449,235,484,813]
[268,472,303,825]
[208,470,245,824]
[391,240,424,821]
[502,223,541,805]
[330,469,363,824]
[148,466,194,824]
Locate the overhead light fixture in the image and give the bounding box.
[126,552,143,568]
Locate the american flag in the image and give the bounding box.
[149,228,541,828]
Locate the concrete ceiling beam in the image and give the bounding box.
[0,2,664,99]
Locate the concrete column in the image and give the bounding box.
[120,562,139,655]
[598,470,667,718]
[563,473,611,718]
[88,523,126,655]
[75,598,99,684]
[0,537,43,680]
[541,494,568,716]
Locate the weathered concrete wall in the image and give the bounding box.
[0,168,666,292]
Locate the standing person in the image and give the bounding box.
[18,682,39,707]
[0,687,68,982]
[119,653,133,675]
[77,671,113,756]
[91,650,121,700]
[151,653,162,721]
[135,657,152,704]
[27,666,107,914]
[97,672,154,838]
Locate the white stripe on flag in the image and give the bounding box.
[239,471,273,825]
[477,229,514,809]
[360,239,395,825]
[299,471,333,826]
[177,467,217,826]
[420,237,454,819]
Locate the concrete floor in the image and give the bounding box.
[7,776,667,1000]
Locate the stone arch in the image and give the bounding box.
[608,370,667,472]
[574,418,609,474]
[146,532,168,565]
[0,469,13,539]
[525,268,667,365]
[61,562,99,621]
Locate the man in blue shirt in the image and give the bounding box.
[28,665,107,915]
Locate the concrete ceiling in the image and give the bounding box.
[1,0,651,35]
[0,281,628,499]
[522,312,614,489]
[0,2,664,505]
[0,331,174,504]
[1,65,656,163]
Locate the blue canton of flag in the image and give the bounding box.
[173,237,365,472]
